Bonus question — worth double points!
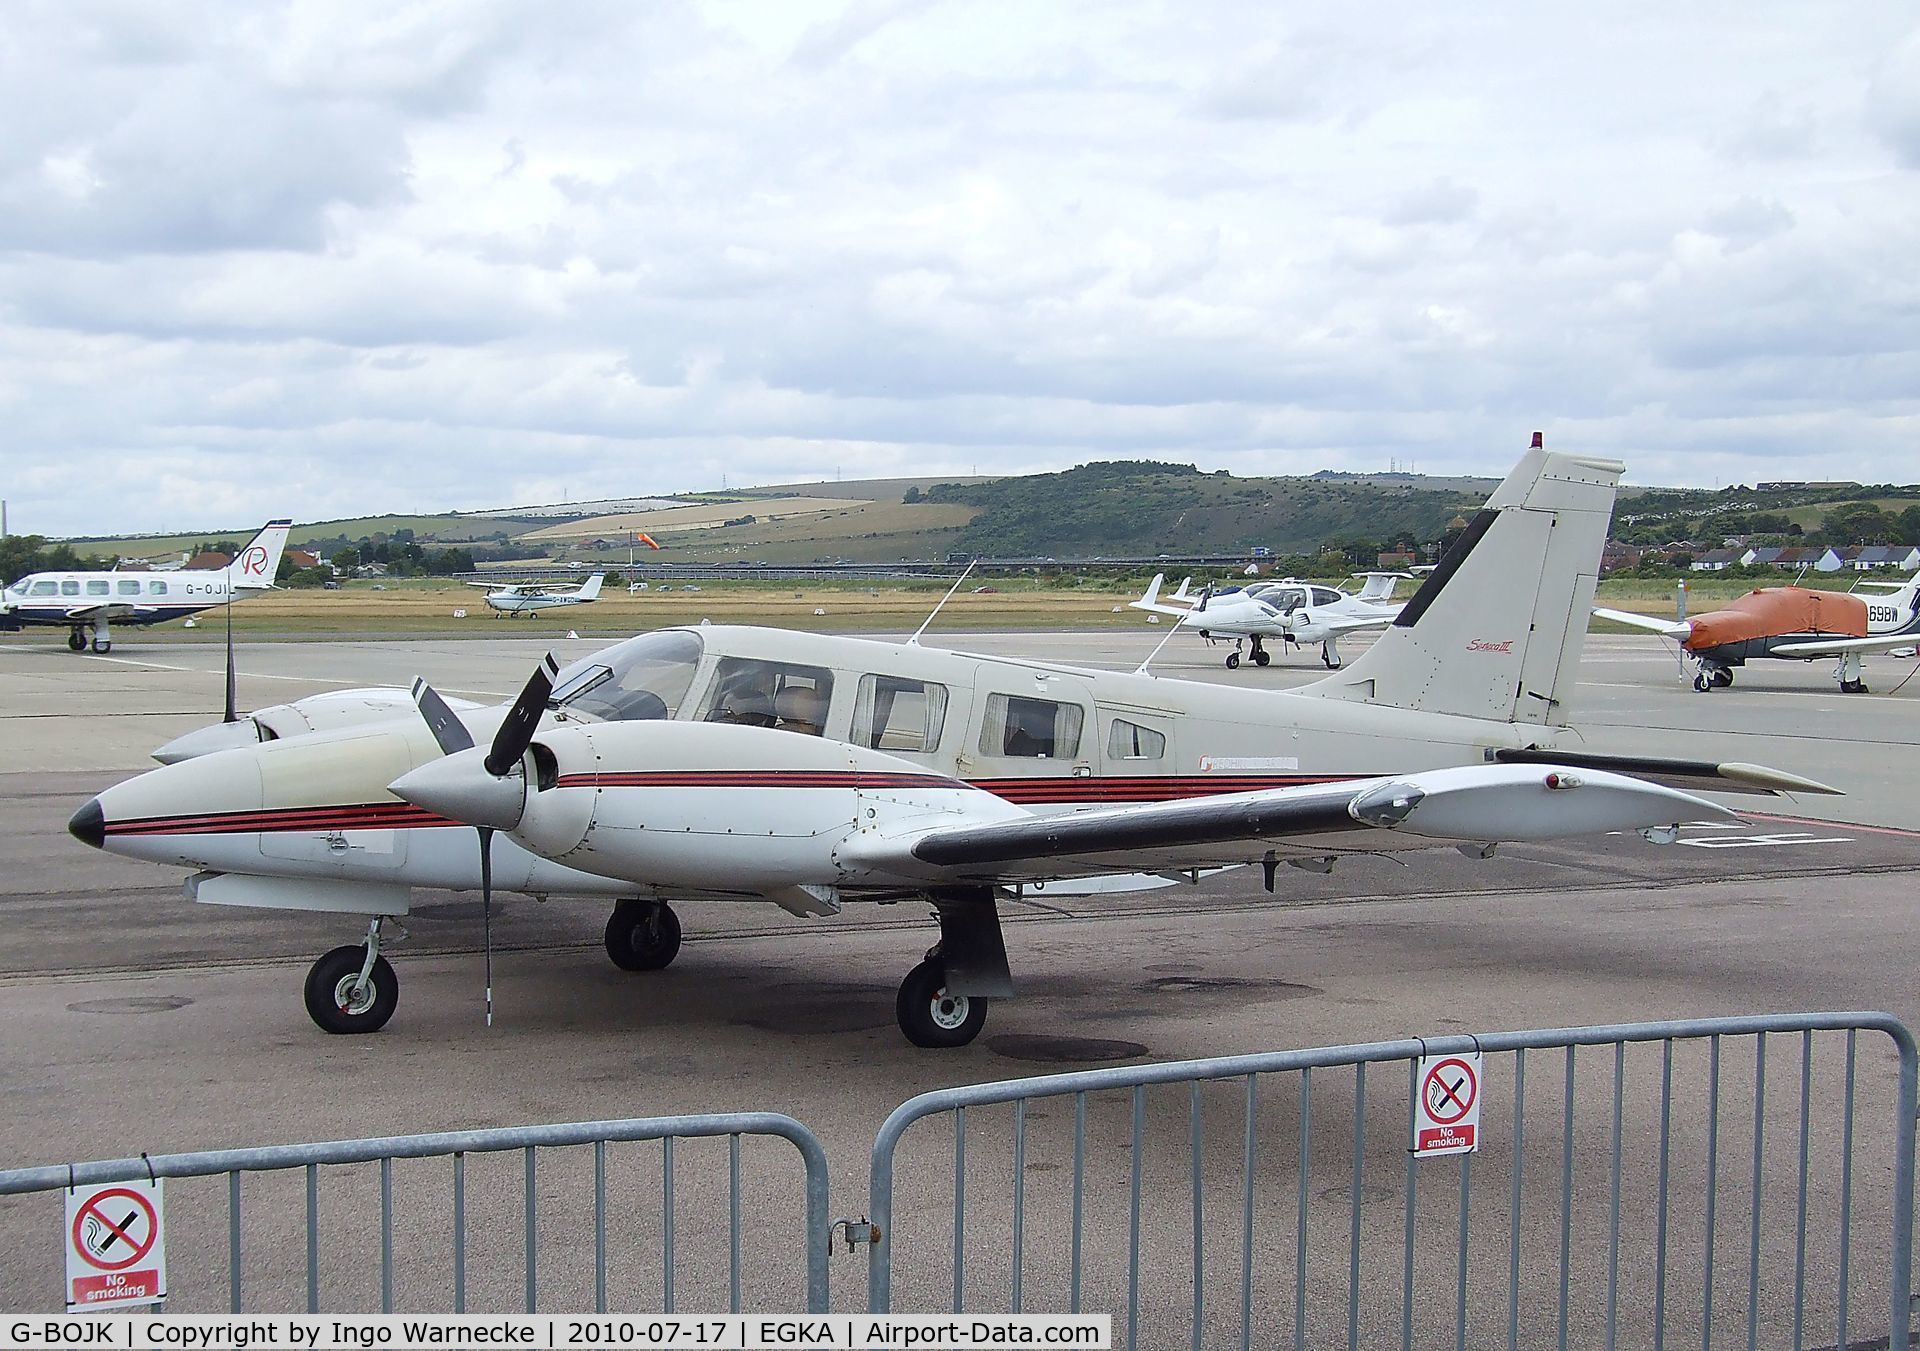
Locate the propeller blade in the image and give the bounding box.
[485,654,559,777]
[411,678,476,755]
[479,825,495,1028]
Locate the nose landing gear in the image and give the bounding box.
[304,917,400,1034]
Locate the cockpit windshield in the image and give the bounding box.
[1258,588,1308,615]
[551,630,703,723]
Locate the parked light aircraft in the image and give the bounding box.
[0,520,290,653]
[69,441,1834,1046]
[1130,572,1404,669]
[472,572,605,617]
[1596,576,1920,693]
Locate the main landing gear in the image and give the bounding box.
[605,898,683,970]
[895,889,1012,1048]
[1224,636,1272,670]
[1836,653,1869,695]
[304,916,400,1034]
[67,622,111,653]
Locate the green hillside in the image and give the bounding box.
[927,462,1484,557]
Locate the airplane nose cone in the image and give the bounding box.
[153,720,262,764]
[69,798,106,849]
[389,749,526,831]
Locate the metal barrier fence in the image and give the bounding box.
[0,1113,829,1314]
[866,1012,1917,1349]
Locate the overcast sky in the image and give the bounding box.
[3,2,1917,536]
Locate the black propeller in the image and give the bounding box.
[1196,585,1213,614]
[408,653,558,1027]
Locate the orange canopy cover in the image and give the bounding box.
[1686,587,1867,649]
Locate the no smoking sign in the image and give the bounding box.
[64,1179,166,1309]
[1414,1052,1481,1157]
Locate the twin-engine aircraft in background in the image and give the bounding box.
[1130,571,1406,669]
[1596,576,1920,692]
[69,440,1835,1047]
[0,520,290,653]
[473,572,605,617]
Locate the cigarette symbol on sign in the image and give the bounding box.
[1422,1058,1477,1126]
[71,1189,157,1271]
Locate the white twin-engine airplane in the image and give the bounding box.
[473,572,605,616]
[0,520,290,653]
[68,442,1835,1047]
[1131,571,1407,670]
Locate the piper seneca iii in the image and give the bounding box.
[69,440,1835,1046]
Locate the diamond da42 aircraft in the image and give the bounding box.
[1129,571,1407,670]
[69,440,1834,1047]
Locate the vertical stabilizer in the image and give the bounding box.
[574,572,606,601]
[225,520,292,590]
[1298,437,1622,725]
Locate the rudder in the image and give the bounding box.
[1299,436,1622,725]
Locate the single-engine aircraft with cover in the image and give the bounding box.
[1130,571,1405,670]
[69,438,1836,1046]
[1596,576,1920,693]
[1,520,289,653]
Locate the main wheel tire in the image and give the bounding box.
[1224,652,1241,670]
[304,945,399,1034]
[93,638,111,654]
[605,900,682,971]
[1711,669,1732,687]
[67,630,86,652]
[1323,653,1342,670]
[896,959,987,1048]
[1252,649,1271,667]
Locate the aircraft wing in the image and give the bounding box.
[61,603,160,621]
[1770,633,1920,656]
[874,764,1736,884]
[1321,609,1400,634]
[1592,607,1692,639]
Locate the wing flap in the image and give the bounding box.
[1490,749,1840,796]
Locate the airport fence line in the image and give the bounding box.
[0,1113,830,1315]
[864,1011,1917,1350]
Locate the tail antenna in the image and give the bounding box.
[908,558,978,646]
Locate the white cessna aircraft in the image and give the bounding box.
[472,572,605,617]
[69,440,1833,1047]
[1,520,290,653]
[1131,572,1406,669]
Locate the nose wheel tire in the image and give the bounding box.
[1693,673,1713,692]
[896,958,988,1048]
[304,945,399,1034]
[605,899,683,971]
[1224,651,1240,670]
[67,629,86,652]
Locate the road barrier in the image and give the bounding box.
[3,1013,1913,1344]
[865,1012,1917,1349]
[0,1113,830,1314]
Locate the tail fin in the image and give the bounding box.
[1130,573,1181,616]
[1171,577,1193,602]
[225,520,292,590]
[1351,571,1409,602]
[575,572,605,601]
[1299,438,1622,725]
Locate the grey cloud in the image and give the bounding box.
[1867,30,1920,167]
[1383,178,1479,227]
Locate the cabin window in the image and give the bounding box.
[552,629,703,722]
[853,675,949,753]
[701,657,834,735]
[1310,587,1343,607]
[61,580,80,596]
[117,579,141,596]
[1106,718,1166,761]
[86,580,109,596]
[148,580,168,595]
[28,580,57,596]
[980,694,1084,759]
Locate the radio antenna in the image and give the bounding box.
[1132,613,1183,676]
[908,559,977,646]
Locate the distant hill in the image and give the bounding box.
[926,462,1486,557]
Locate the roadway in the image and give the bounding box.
[0,628,1915,1341]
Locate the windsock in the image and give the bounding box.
[635,532,660,550]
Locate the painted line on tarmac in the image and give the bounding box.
[77,653,507,698]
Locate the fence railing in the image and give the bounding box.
[0,1113,830,1314]
[866,1011,1917,1350]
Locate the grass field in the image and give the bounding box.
[516,497,874,542]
